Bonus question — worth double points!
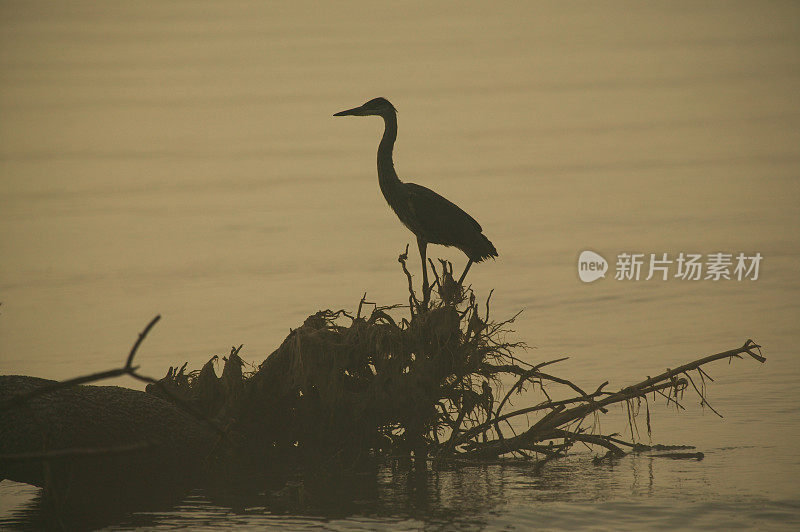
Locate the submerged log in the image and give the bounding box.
[0,375,215,497]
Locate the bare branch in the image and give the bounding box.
[125,314,161,369]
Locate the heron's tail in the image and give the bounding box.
[469,233,498,263]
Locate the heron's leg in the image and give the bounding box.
[458,259,474,286]
[417,236,429,306]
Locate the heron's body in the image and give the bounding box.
[334,97,497,302]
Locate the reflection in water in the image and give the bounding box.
[2,488,186,531]
[0,462,575,530]
[5,457,797,530]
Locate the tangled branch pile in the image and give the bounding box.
[149,253,765,474]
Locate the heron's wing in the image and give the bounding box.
[404,182,482,234]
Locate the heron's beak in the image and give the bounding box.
[333,105,365,117]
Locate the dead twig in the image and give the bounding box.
[1,315,227,439]
[1,315,161,411]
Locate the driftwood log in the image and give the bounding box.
[0,375,214,496]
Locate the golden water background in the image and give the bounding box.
[1,1,798,528]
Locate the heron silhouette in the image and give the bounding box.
[334,97,497,305]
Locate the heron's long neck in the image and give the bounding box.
[377,112,402,197]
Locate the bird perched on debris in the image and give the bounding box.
[334,97,497,305]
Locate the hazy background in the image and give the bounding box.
[1,1,798,529]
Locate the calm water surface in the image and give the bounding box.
[1,1,799,529]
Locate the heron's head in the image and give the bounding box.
[334,97,397,118]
